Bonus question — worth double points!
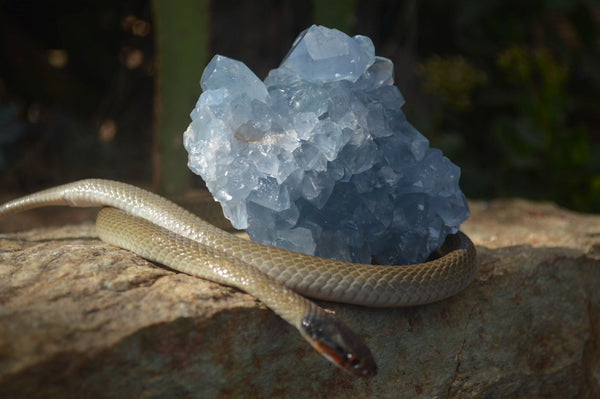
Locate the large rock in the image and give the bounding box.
[0,198,599,398]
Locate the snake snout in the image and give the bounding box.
[300,312,377,378]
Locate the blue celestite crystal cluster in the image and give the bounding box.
[184,25,469,265]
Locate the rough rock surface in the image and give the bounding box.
[0,198,599,398]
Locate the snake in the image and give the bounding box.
[0,179,477,378]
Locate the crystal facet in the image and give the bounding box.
[184,25,470,264]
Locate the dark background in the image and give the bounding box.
[0,0,598,212]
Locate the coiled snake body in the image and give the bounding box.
[0,179,477,377]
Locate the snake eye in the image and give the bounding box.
[346,353,357,364]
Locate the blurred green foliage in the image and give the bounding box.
[406,0,600,212]
[420,56,487,110]
[492,45,595,209]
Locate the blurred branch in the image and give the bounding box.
[152,0,210,195]
[312,0,356,33]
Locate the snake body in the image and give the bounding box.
[0,179,478,377]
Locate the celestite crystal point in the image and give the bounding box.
[281,25,375,83]
[184,25,470,265]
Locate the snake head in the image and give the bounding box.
[300,312,377,378]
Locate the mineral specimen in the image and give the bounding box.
[184,25,469,265]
